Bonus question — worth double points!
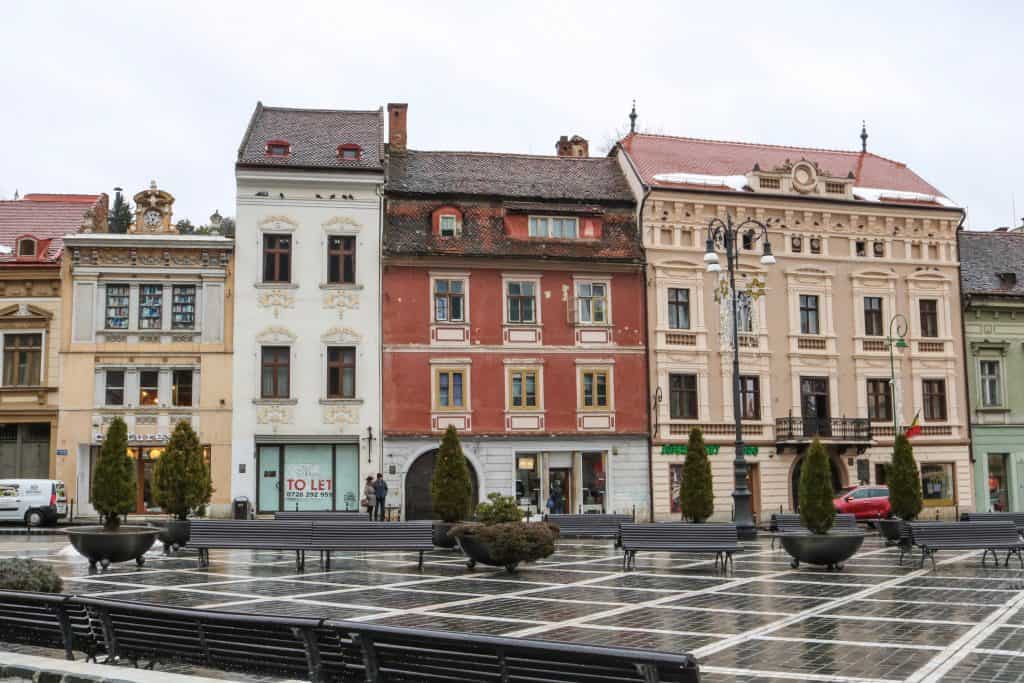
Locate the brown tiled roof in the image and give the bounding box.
[236,102,384,171]
[0,194,103,264]
[386,150,633,202]
[620,133,950,203]
[960,230,1024,296]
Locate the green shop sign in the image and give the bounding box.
[660,444,758,456]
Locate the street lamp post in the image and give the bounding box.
[886,314,909,437]
[704,215,775,540]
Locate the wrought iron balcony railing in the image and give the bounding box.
[774,417,872,443]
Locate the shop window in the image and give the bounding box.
[919,299,939,338]
[669,373,698,419]
[581,370,609,410]
[139,285,162,330]
[576,281,607,324]
[2,333,41,386]
[436,369,465,409]
[105,284,129,330]
[528,216,578,239]
[261,346,290,399]
[515,454,541,512]
[171,285,196,329]
[262,234,292,283]
[921,462,954,506]
[867,379,892,422]
[327,346,356,399]
[283,444,334,511]
[506,281,536,324]
[105,370,125,406]
[799,294,820,335]
[669,464,683,515]
[739,375,760,420]
[327,235,356,284]
[987,453,1010,512]
[864,297,883,336]
[980,360,1002,407]
[172,370,193,407]
[139,370,159,406]
[508,369,539,409]
[667,288,690,329]
[580,452,606,512]
[923,379,947,421]
[433,278,465,322]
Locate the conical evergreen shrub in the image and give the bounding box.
[888,433,923,521]
[430,425,473,523]
[679,427,714,522]
[799,438,836,534]
[153,421,212,521]
[90,417,136,530]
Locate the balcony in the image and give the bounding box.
[775,417,873,450]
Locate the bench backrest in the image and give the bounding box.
[547,514,633,535]
[620,522,738,549]
[0,590,95,657]
[273,510,367,521]
[189,520,313,548]
[771,513,856,533]
[962,512,1024,528]
[311,521,433,549]
[909,520,1020,546]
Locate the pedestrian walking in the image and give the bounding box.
[362,476,375,519]
[373,473,389,521]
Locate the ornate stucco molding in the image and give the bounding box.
[322,289,359,319]
[257,290,295,318]
[256,404,294,428]
[258,215,300,231]
[322,404,359,427]
[322,215,362,231]
[255,326,298,344]
[320,326,363,344]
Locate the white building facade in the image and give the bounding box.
[232,103,384,513]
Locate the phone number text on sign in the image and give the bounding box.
[284,463,333,500]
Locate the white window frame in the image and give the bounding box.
[502,275,542,326]
[574,277,611,326]
[438,214,459,237]
[528,215,578,239]
[430,274,469,324]
[979,358,1004,408]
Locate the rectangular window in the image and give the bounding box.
[263,234,292,283]
[667,288,690,330]
[261,346,290,399]
[2,334,41,386]
[669,464,683,514]
[980,360,1002,407]
[919,299,939,338]
[105,370,125,406]
[437,370,465,409]
[736,292,754,333]
[576,282,607,324]
[581,370,609,409]
[138,285,162,330]
[867,379,892,422]
[799,294,820,335]
[528,216,578,239]
[669,373,698,419]
[105,284,129,329]
[172,370,193,407]
[509,369,539,409]
[864,297,883,336]
[923,379,947,421]
[921,462,955,504]
[739,375,760,420]
[171,285,196,330]
[327,346,356,399]
[433,279,465,322]
[439,215,458,237]
[506,281,536,324]
[327,235,356,284]
[139,370,159,406]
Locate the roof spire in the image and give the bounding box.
[860,120,868,153]
[629,100,637,134]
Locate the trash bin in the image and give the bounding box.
[232,496,251,520]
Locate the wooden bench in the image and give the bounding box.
[907,521,1024,569]
[962,511,1024,537]
[769,513,857,549]
[546,513,633,545]
[0,590,99,662]
[620,522,739,571]
[189,520,313,569]
[312,521,433,569]
[273,510,368,521]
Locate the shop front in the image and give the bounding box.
[256,442,360,513]
[515,450,609,516]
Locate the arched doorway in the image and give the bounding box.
[404,449,479,521]
[790,451,846,512]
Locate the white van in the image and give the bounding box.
[0,479,68,527]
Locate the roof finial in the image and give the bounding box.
[860,120,868,153]
[629,100,637,134]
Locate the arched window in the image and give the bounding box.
[17,238,35,257]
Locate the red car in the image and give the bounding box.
[834,485,891,520]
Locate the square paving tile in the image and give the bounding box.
[597,573,729,591]
[297,587,475,609]
[942,651,1024,682]
[402,577,552,595]
[434,596,616,621]
[98,588,246,607]
[201,598,386,620]
[703,639,936,680]
[771,615,971,647]
[665,591,829,614]
[872,585,1013,605]
[589,606,778,635]
[980,626,1024,654]
[531,626,718,653]
[823,598,997,623]
[728,579,863,598]
[368,613,529,635]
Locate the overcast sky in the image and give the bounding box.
[2,1,1020,230]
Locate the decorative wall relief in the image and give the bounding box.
[323,404,359,427]
[257,290,295,318]
[258,215,299,230]
[257,404,294,428]
[323,289,359,319]
[320,326,363,344]
[255,326,298,344]
[322,215,362,231]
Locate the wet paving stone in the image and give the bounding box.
[943,651,1024,682]
[903,575,1024,591]
[369,612,529,635]
[821,598,997,623]
[177,578,341,597]
[297,587,476,609]
[435,596,617,621]
[772,615,972,647]
[204,598,387,620]
[665,591,830,613]
[980,626,1024,653]
[873,585,1014,605]
[527,584,668,604]
[403,577,551,594]
[99,588,251,606]
[726,579,863,598]
[590,606,778,634]
[532,626,718,653]
[597,573,729,591]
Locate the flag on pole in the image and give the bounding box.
[904,410,922,439]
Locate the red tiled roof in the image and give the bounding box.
[0,194,103,265]
[620,133,947,199]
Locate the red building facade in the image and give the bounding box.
[382,110,650,520]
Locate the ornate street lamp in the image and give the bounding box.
[704,215,775,540]
[886,314,909,437]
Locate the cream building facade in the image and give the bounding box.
[616,130,971,522]
[57,183,235,516]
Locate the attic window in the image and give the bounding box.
[337,144,362,160]
[760,177,781,190]
[16,239,36,257]
[265,140,291,157]
[826,182,845,194]
[439,214,459,237]
[998,272,1018,288]
[529,216,578,239]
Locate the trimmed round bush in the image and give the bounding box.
[473,493,522,525]
[0,558,63,593]
[452,522,558,566]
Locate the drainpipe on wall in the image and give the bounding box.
[954,208,975,466]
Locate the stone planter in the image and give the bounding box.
[156,520,191,554]
[877,518,904,545]
[65,526,160,571]
[432,522,458,548]
[456,533,519,572]
[780,531,865,571]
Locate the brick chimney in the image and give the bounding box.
[387,103,408,154]
[556,135,589,158]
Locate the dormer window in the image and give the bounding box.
[265,140,291,157]
[337,144,362,160]
[439,214,459,237]
[16,238,36,258]
[998,272,1018,289]
[528,216,578,239]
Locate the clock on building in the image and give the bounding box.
[130,180,176,234]
[143,210,162,228]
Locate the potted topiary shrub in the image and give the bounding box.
[680,427,714,522]
[0,558,63,593]
[879,433,923,544]
[779,439,865,570]
[65,417,158,570]
[152,420,212,553]
[451,493,559,572]
[430,425,474,548]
